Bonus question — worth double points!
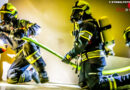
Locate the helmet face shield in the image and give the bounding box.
[0,12,12,22]
[70,8,84,22]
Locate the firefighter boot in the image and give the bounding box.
[32,58,49,83]
[29,67,40,83]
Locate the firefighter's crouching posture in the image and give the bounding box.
[62,0,130,89]
[0,3,48,84]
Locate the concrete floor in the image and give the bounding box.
[0,81,130,90]
[0,81,81,90]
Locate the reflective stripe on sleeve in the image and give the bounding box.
[79,30,93,41]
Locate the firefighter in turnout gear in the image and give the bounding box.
[0,3,48,84]
[62,0,130,89]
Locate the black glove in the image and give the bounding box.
[62,53,72,64]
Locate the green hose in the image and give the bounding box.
[22,37,79,69]
[22,37,130,75]
[103,66,130,75]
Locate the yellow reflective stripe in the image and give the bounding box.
[26,50,41,64]
[74,22,79,30]
[87,50,105,57]
[111,77,117,89]
[80,35,90,41]
[72,7,83,10]
[82,58,88,62]
[26,51,38,60]
[82,56,104,62]
[87,50,102,54]
[107,78,113,90]
[123,29,130,40]
[79,31,93,41]
[81,50,105,62]
[125,29,130,33]
[123,34,126,40]
[72,6,87,11]
[0,11,11,14]
[81,56,104,62]
[16,49,23,57]
[126,26,130,32]
[30,56,41,64]
[88,56,104,59]
[80,31,93,37]
[107,77,117,90]
[19,73,25,83]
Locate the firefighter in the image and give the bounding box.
[0,3,48,84]
[124,26,130,47]
[62,0,130,89]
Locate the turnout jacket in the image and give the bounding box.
[67,19,105,61]
[0,19,40,51]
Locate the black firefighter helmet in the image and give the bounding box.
[70,0,91,23]
[0,3,18,22]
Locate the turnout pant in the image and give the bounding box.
[7,42,46,84]
[79,57,130,90]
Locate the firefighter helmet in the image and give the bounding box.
[0,3,18,21]
[70,0,91,22]
[123,26,130,47]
